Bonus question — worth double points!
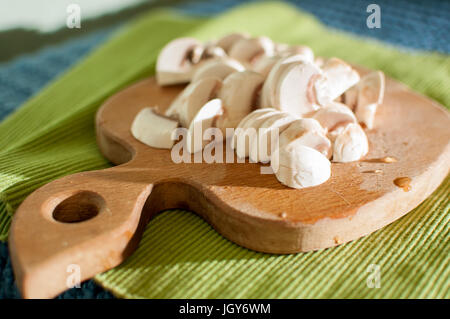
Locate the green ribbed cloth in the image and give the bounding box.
[1,2,449,298]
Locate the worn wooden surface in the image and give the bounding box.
[9,67,450,298]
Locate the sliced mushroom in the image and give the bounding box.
[273,60,322,117]
[312,102,356,134]
[252,55,281,78]
[235,108,276,130]
[187,99,223,153]
[215,71,265,135]
[278,118,331,158]
[355,71,385,129]
[191,58,245,82]
[235,109,279,159]
[193,43,227,62]
[271,142,331,189]
[228,37,275,65]
[249,112,297,163]
[314,57,326,68]
[156,37,201,86]
[276,45,314,63]
[233,108,276,149]
[216,33,250,53]
[314,58,360,106]
[333,123,369,162]
[165,77,221,127]
[131,107,179,149]
[260,54,315,108]
[342,85,359,111]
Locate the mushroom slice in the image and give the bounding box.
[274,61,322,117]
[276,45,314,63]
[192,58,245,82]
[156,37,201,86]
[187,99,223,154]
[355,71,385,129]
[235,109,279,159]
[216,33,250,53]
[166,77,221,127]
[342,85,359,111]
[252,55,281,78]
[233,108,277,149]
[314,58,360,106]
[200,43,227,60]
[215,71,265,135]
[314,57,326,68]
[249,112,297,163]
[260,54,314,108]
[131,107,179,149]
[236,108,276,130]
[271,142,331,189]
[228,37,275,64]
[189,43,227,64]
[312,102,356,133]
[333,123,369,162]
[278,118,331,158]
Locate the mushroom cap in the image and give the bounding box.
[216,33,250,53]
[312,101,356,133]
[215,71,265,134]
[355,71,385,129]
[278,118,331,158]
[156,37,201,86]
[249,112,297,163]
[333,123,369,162]
[166,77,221,127]
[187,99,223,153]
[274,61,322,117]
[235,109,279,158]
[314,58,360,106]
[191,58,245,82]
[271,142,331,189]
[131,107,179,149]
[260,54,314,108]
[228,36,275,64]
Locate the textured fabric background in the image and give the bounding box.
[1,1,449,299]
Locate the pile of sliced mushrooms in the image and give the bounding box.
[131,33,385,189]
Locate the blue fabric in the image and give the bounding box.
[0,29,116,298]
[178,0,450,53]
[0,0,448,299]
[0,29,114,121]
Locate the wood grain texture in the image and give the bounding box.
[9,67,450,298]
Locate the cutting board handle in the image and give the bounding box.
[8,166,153,298]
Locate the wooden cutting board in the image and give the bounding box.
[9,67,450,298]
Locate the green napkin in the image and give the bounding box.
[1,2,449,298]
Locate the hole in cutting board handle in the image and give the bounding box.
[52,191,105,223]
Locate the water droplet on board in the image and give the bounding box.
[362,169,382,174]
[394,177,412,192]
[364,156,398,163]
